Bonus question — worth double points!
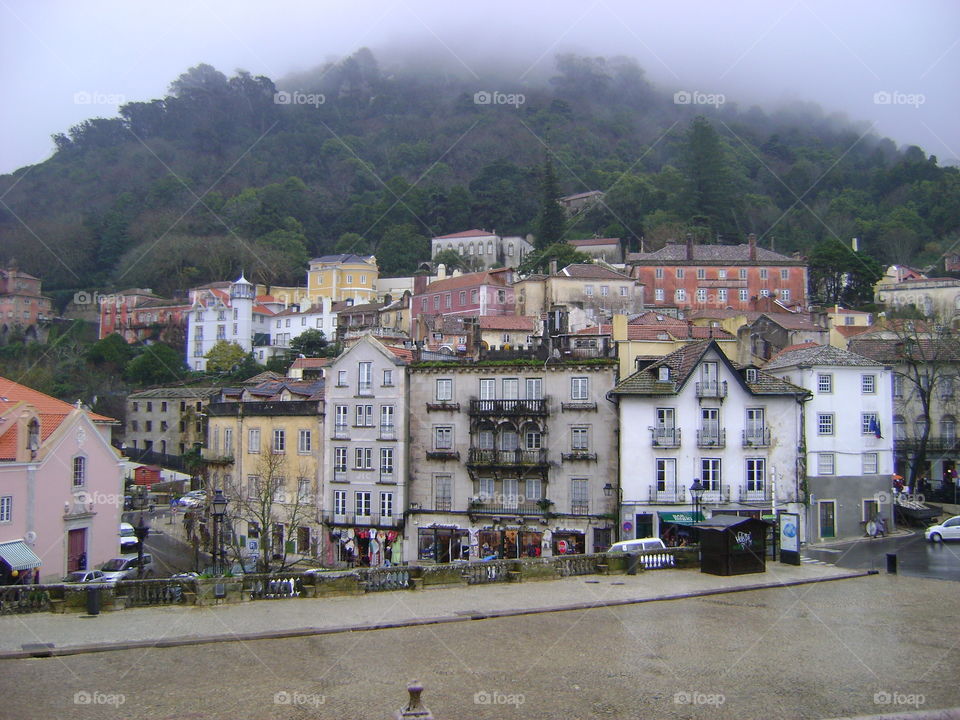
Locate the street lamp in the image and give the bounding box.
[211,489,228,576]
[603,482,624,541]
[134,512,151,578]
[689,479,705,525]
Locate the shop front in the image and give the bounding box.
[657,511,704,546]
[0,540,42,585]
[551,529,585,556]
[328,527,402,567]
[417,526,470,562]
[477,527,543,559]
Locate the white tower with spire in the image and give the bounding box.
[230,273,256,352]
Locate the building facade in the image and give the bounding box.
[431,229,533,270]
[306,254,378,306]
[411,268,516,334]
[610,341,809,543]
[98,289,191,345]
[323,336,410,566]
[765,344,894,541]
[125,387,221,456]
[406,359,619,562]
[0,266,52,344]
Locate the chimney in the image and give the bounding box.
[748,233,757,261]
[686,233,694,261]
[437,263,447,280]
[612,314,628,342]
[549,259,558,275]
[413,272,427,297]
[851,237,859,252]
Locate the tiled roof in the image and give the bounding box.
[309,254,375,265]
[289,357,329,370]
[560,190,604,201]
[339,302,384,314]
[386,346,414,363]
[479,315,536,331]
[573,324,734,342]
[764,343,882,370]
[128,387,220,399]
[241,371,284,386]
[433,229,493,239]
[567,238,620,247]
[754,313,824,331]
[834,325,873,339]
[848,338,960,364]
[252,304,276,316]
[422,269,512,293]
[628,243,800,264]
[611,341,806,397]
[558,264,632,280]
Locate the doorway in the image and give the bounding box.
[67,528,87,571]
[819,501,836,539]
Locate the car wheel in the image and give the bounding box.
[929,532,943,543]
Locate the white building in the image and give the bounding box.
[610,340,809,543]
[431,229,533,270]
[764,343,894,541]
[322,336,411,567]
[185,276,276,371]
[269,298,338,355]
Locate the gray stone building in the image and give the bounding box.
[125,387,221,456]
[406,358,619,561]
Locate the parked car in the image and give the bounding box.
[925,515,960,542]
[119,522,139,553]
[63,570,106,583]
[608,537,669,553]
[99,555,155,582]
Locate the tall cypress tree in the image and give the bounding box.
[679,116,735,238]
[535,157,566,250]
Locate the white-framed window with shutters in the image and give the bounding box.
[354,447,372,470]
[434,426,453,450]
[380,447,394,478]
[571,377,589,400]
[355,491,371,517]
[479,378,495,400]
[862,452,878,474]
[817,453,835,475]
[571,478,589,513]
[571,426,589,451]
[436,378,453,401]
[478,477,495,499]
[298,429,311,454]
[525,478,542,502]
[72,456,86,487]
[334,490,347,516]
[272,429,285,453]
[435,474,452,510]
[380,492,394,519]
[0,496,11,523]
[248,428,260,453]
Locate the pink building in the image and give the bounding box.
[412,268,515,340]
[0,378,122,584]
[0,266,53,343]
[98,288,191,345]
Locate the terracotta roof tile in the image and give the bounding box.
[764,343,882,369]
[478,316,536,331]
[628,243,800,264]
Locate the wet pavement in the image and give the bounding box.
[805,530,960,582]
[1,572,957,720]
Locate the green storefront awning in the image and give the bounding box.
[0,540,42,571]
[658,511,704,525]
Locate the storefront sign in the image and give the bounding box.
[779,513,800,565]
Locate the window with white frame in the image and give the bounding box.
[355,447,373,469]
[862,453,878,474]
[72,456,86,487]
[620,286,628,296]
[861,412,879,435]
[739,268,748,279]
[247,475,259,499]
[436,378,453,401]
[434,426,453,450]
[893,374,904,397]
[571,426,589,451]
[335,405,348,433]
[675,288,687,302]
[334,490,347,516]
[655,288,664,302]
[655,268,664,279]
[861,374,876,394]
[334,447,347,473]
[502,378,519,399]
[697,268,706,279]
[338,370,347,386]
[380,405,395,434]
[224,428,233,455]
[298,429,311,453]
[780,289,791,302]
[358,362,372,393]
[248,428,260,453]
[585,285,594,296]
[718,269,727,279]
[380,492,394,518]
[817,413,835,435]
[298,477,311,502]
[571,377,589,400]
[273,429,285,453]
[435,474,452,510]
[356,404,373,426]
[697,288,707,302]
[383,369,393,386]
[656,458,676,493]
[739,288,748,301]
[525,478,542,501]
[478,477,495,499]
[479,378,495,400]
[817,453,836,475]
[355,491,371,516]
[0,496,11,523]
[746,458,765,493]
[525,430,542,450]
[718,288,727,303]
[499,428,519,451]
[759,268,768,279]
[817,373,833,393]
[478,428,494,449]
[571,478,589,513]
[701,458,721,491]
[380,447,394,476]
[676,268,685,279]
[525,378,542,399]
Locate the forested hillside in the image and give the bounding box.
[1,48,958,301]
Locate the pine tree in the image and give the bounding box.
[679,117,735,238]
[535,158,566,250]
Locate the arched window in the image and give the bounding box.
[72,456,86,487]
[487,241,494,255]
[507,243,515,256]
[498,426,519,452]
[477,243,484,256]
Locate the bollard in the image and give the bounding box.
[626,552,640,575]
[394,681,433,719]
[86,585,101,615]
[886,552,897,574]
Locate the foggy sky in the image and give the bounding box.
[2,0,958,174]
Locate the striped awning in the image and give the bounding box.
[0,540,42,571]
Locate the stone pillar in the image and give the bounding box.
[394,682,433,719]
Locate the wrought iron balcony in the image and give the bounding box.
[696,381,727,399]
[742,428,771,447]
[895,436,959,454]
[324,512,400,527]
[467,448,549,467]
[469,398,549,417]
[561,451,598,462]
[426,449,461,461]
[651,427,681,447]
[697,428,725,448]
[648,485,687,503]
[426,402,461,412]
[467,500,546,516]
[739,485,771,502]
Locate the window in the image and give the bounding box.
[893,415,906,440]
[355,492,371,517]
[459,291,466,306]
[941,416,956,442]
[445,293,452,309]
[760,289,770,297]
[739,268,747,279]
[471,289,479,303]
[718,269,727,279]
[434,426,453,450]
[817,413,835,435]
[942,377,955,400]
[273,429,286,453]
[780,289,790,302]
[146,402,153,412]
[701,458,721,491]
[571,377,589,400]
[717,288,727,303]
[335,405,348,434]
[131,421,139,431]
[72,456,86,487]
[746,458,765,493]
[478,477,495,499]
[499,428,519,451]
[248,428,260,453]
[354,447,373,469]
[334,447,347,473]
[655,268,664,279]
[478,428,494,449]
[675,288,686,302]
[383,369,393,386]
[676,268,684,279]
[525,378,543,400]
[571,426,589,451]
[298,477,311,503]
[697,288,707,302]
[433,295,440,310]
[656,458,677,492]
[655,289,664,302]
[862,453,878,474]
[759,268,768,279]
[435,475,452,511]
[525,430,542,450]
[338,370,348,386]
[380,405,395,434]
[893,374,904,397]
[571,478,589,514]
[525,478,542,501]
[224,428,233,455]
[355,404,373,426]
[861,374,876,394]
[861,413,879,435]
[585,285,594,297]
[479,378,495,400]
[436,379,453,402]
[381,492,394,518]
[0,496,10,523]
[619,286,628,296]
[132,402,139,412]
[358,362,372,394]
[601,285,609,297]
[502,378,519,399]
[380,448,394,477]
[247,475,259,499]
[780,268,789,280]
[817,373,833,393]
[161,401,168,412]
[745,408,765,442]
[739,289,748,301]
[697,268,706,279]
[817,453,835,475]
[298,429,311,453]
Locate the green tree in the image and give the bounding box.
[679,116,736,237]
[519,243,592,275]
[289,329,329,357]
[535,158,566,250]
[808,240,883,305]
[124,344,185,385]
[204,341,248,373]
[87,333,135,370]
[376,224,430,276]
[334,232,372,255]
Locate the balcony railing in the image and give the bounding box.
[742,428,771,447]
[740,485,771,502]
[426,402,461,412]
[696,381,727,399]
[649,485,687,503]
[378,471,395,484]
[332,470,347,483]
[325,512,400,527]
[469,398,549,416]
[358,381,373,396]
[561,451,598,462]
[570,501,590,514]
[895,436,959,454]
[333,424,349,439]
[697,428,725,448]
[651,427,681,447]
[468,501,546,516]
[426,449,461,461]
[379,424,396,440]
[467,448,549,467]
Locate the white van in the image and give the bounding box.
[608,537,668,553]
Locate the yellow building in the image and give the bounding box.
[826,306,874,348]
[307,254,379,306]
[203,386,324,570]
[254,283,310,308]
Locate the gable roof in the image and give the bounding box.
[764,343,882,370]
[628,243,801,264]
[611,340,806,397]
[421,268,512,294]
[567,238,621,247]
[289,357,329,371]
[433,229,495,240]
[848,337,960,364]
[558,264,633,280]
[753,312,824,331]
[309,254,375,265]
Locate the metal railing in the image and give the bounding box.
[649,485,687,503]
[651,427,681,447]
[697,428,725,448]
[468,501,546,515]
[742,428,771,447]
[469,398,549,416]
[467,448,548,466]
[696,381,728,399]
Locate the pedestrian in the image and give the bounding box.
[876,516,887,537]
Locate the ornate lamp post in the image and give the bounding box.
[603,482,624,541]
[689,478,705,525]
[211,489,228,575]
[134,511,151,578]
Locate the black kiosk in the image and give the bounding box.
[698,515,772,576]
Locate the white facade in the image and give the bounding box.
[186,276,275,371]
[269,298,338,353]
[431,231,534,270]
[322,336,409,567]
[614,343,806,542]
